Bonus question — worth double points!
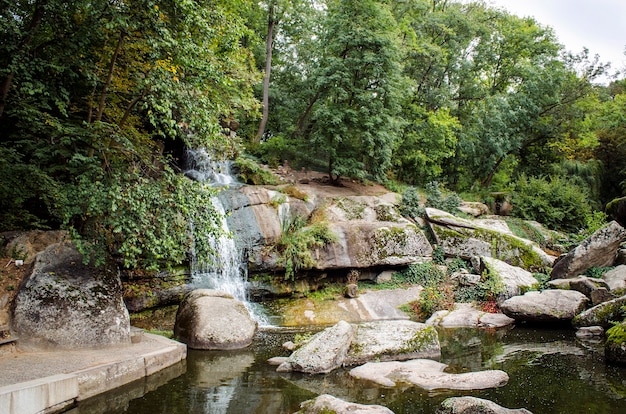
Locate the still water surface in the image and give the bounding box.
[72,326,626,414]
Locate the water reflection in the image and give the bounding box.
[72,327,626,414]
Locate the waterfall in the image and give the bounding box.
[185,149,267,324]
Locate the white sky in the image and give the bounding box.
[487,0,626,80]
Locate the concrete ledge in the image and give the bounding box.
[0,374,77,414]
[0,333,186,414]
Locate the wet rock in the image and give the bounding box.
[11,242,130,348]
[174,289,257,350]
[277,320,355,374]
[480,257,538,301]
[437,396,532,414]
[550,221,626,279]
[426,303,515,329]
[603,265,626,292]
[295,394,394,414]
[500,290,588,323]
[572,294,626,329]
[575,326,604,339]
[605,321,626,365]
[350,359,508,390]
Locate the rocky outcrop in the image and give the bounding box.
[174,289,257,350]
[480,257,538,301]
[426,303,515,328]
[277,320,355,374]
[572,294,626,329]
[295,394,395,414]
[3,230,67,264]
[437,397,533,414]
[425,208,554,271]
[603,265,626,292]
[350,359,508,390]
[547,275,614,306]
[550,221,626,279]
[11,242,131,348]
[276,320,440,374]
[500,290,588,323]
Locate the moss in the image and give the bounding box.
[403,326,439,352]
[606,323,626,346]
[335,198,366,220]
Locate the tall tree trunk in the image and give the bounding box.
[95,31,125,123]
[255,3,276,142]
[0,1,46,118]
[292,90,322,139]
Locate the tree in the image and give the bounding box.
[296,0,404,183]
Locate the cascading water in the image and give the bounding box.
[184,148,267,325]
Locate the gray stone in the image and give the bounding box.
[350,359,508,390]
[603,265,626,292]
[573,294,626,328]
[437,396,533,414]
[277,320,355,374]
[345,320,440,366]
[551,221,626,279]
[174,289,257,350]
[426,303,515,329]
[500,290,588,323]
[4,230,68,264]
[295,394,394,414]
[480,257,538,301]
[458,202,489,217]
[590,287,614,306]
[575,326,604,339]
[376,270,394,284]
[11,242,130,349]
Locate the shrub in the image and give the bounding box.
[511,174,592,233]
[399,187,424,219]
[419,285,454,318]
[396,262,445,287]
[234,156,279,185]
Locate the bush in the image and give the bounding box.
[399,187,424,219]
[511,174,593,233]
[424,181,461,214]
[396,262,445,287]
[234,156,279,185]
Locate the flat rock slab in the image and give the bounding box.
[350,359,508,390]
[437,396,533,414]
[426,303,515,328]
[500,289,588,322]
[481,257,538,301]
[295,394,395,414]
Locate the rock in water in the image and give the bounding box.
[277,320,355,374]
[295,394,395,414]
[174,289,257,350]
[605,321,626,365]
[500,290,588,323]
[573,294,626,329]
[11,242,131,348]
[550,221,626,279]
[437,396,533,414]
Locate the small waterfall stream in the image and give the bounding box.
[184,149,266,324]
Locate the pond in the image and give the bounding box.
[69,324,626,414]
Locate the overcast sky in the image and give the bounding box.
[486,0,626,79]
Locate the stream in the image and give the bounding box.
[72,323,626,414]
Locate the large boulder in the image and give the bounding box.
[345,320,440,365]
[277,320,355,374]
[295,394,394,414]
[3,230,67,264]
[350,359,508,390]
[550,221,626,279]
[426,208,554,271]
[547,275,614,306]
[426,303,515,329]
[276,320,440,374]
[11,242,131,348]
[174,289,257,350]
[480,257,538,301]
[572,294,626,329]
[500,290,588,323]
[437,397,533,414]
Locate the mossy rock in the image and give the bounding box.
[606,321,626,365]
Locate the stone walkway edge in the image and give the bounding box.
[0,333,187,414]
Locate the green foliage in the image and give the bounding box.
[455,269,506,303]
[60,163,221,270]
[274,210,337,280]
[584,267,614,279]
[504,217,547,247]
[419,285,454,319]
[424,182,461,214]
[396,262,445,288]
[234,156,280,185]
[399,187,424,219]
[531,273,551,291]
[511,174,593,232]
